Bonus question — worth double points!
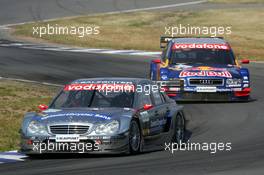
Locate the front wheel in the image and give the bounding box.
[172,114,185,143]
[129,120,141,154]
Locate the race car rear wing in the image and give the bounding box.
[160,36,224,48]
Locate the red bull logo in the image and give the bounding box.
[179,70,232,78]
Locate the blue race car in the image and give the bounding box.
[150,37,251,101]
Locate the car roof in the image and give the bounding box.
[171,37,227,44]
[70,77,152,85]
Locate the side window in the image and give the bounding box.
[152,91,163,106]
[166,42,172,58]
[160,92,166,103]
[161,42,172,63]
[52,91,69,108]
[138,94,152,107]
[161,48,167,62]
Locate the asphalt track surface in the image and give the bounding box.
[0,0,264,175]
[1,45,264,175]
[1,0,263,26]
[0,0,204,25]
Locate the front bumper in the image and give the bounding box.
[172,91,250,102]
[166,87,251,102]
[20,132,129,154]
[160,78,251,101]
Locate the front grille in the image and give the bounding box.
[49,125,90,134]
[189,79,223,86]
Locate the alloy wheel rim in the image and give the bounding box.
[130,122,140,151]
[176,116,184,142]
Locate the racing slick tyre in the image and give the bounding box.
[129,120,141,154]
[172,114,185,144]
[25,154,43,159]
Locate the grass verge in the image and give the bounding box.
[13,8,264,60]
[0,79,59,151]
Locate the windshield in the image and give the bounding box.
[50,89,134,109]
[170,49,235,65]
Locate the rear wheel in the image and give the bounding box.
[129,120,141,154]
[172,114,185,143]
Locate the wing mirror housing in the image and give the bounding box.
[38,104,48,111]
[241,59,250,64]
[143,104,153,110]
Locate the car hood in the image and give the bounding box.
[163,64,242,79]
[34,108,134,125]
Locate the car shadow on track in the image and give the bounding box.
[24,130,193,161]
[183,129,192,143]
[24,148,166,160]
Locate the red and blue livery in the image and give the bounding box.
[150,37,251,101]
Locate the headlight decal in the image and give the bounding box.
[95,120,119,135]
[27,121,48,135]
[226,79,242,87]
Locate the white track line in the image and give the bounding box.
[104,0,207,14]
[0,151,27,164]
[0,154,27,162]
[0,41,162,56]
[0,0,206,57]
[0,0,207,28]
[0,76,62,87]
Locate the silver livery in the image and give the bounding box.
[20,78,186,155]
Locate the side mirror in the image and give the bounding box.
[241,59,250,64]
[152,59,161,64]
[38,104,48,111]
[143,104,153,110]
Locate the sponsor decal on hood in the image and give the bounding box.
[168,64,193,71]
[168,65,232,71]
[41,112,111,120]
[185,66,227,71]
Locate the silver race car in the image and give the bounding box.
[20,78,186,155]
